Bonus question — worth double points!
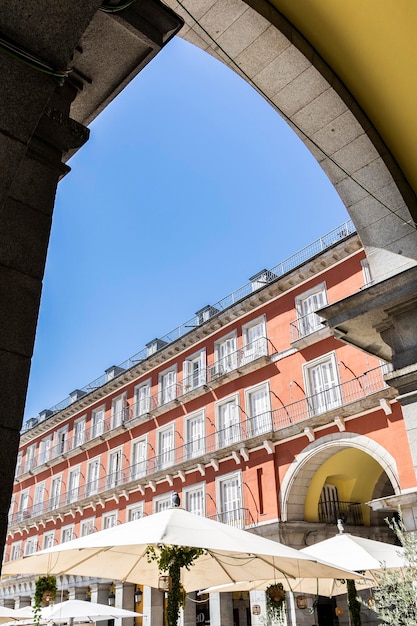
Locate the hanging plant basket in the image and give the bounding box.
[266,583,286,624]
[33,575,57,626]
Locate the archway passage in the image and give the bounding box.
[166,0,417,282]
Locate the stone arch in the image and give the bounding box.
[279,432,400,522]
[167,0,417,282]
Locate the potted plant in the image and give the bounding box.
[265,583,286,624]
[33,575,57,626]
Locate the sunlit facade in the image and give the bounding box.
[2,222,415,626]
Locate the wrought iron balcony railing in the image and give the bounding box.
[9,365,391,526]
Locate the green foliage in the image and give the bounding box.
[347,579,362,626]
[33,575,57,626]
[373,513,417,626]
[145,544,205,626]
[265,583,286,624]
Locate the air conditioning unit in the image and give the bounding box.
[209,364,224,381]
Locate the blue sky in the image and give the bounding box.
[24,36,349,421]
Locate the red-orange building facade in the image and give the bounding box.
[2,223,415,625]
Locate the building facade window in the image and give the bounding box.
[111,393,127,429]
[213,333,237,376]
[242,316,267,362]
[67,467,81,504]
[216,397,241,448]
[74,416,86,448]
[91,406,106,439]
[153,494,171,513]
[61,525,75,543]
[131,438,147,480]
[183,350,206,392]
[245,383,272,436]
[183,484,205,516]
[24,535,38,556]
[86,458,101,496]
[50,476,62,509]
[15,451,23,477]
[53,426,68,458]
[303,352,341,415]
[80,517,96,537]
[102,511,118,529]
[18,490,31,521]
[42,531,55,550]
[25,444,36,473]
[38,436,52,465]
[159,367,177,406]
[157,424,175,470]
[185,411,205,460]
[10,541,22,561]
[107,449,123,488]
[217,472,243,528]
[295,282,327,338]
[134,380,151,417]
[33,482,46,516]
[127,503,144,521]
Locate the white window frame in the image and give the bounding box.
[86,458,101,496]
[183,349,206,392]
[303,352,342,416]
[242,316,267,362]
[214,331,238,375]
[33,481,46,516]
[157,423,175,470]
[183,483,205,516]
[10,541,22,561]
[61,524,75,543]
[25,444,36,473]
[67,466,81,504]
[80,517,96,537]
[42,531,55,550]
[107,448,123,488]
[216,471,244,528]
[216,395,241,449]
[74,416,86,448]
[361,258,372,286]
[91,405,106,439]
[245,382,272,437]
[111,392,128,429]
[134,379,151,417]
[24,535,38,556]
[153,494,172,513]
[295,282,327,338]
[38,435,52,465]
[131,436,148,480]
[50,474,63,509]
[53,425,69,458]
[158,366,177,406]
[102,511,118,529]
[15,451,23,477]
[18,489,31,521]
[185,410,205,460]
[127,502,145,521]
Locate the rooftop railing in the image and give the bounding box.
[23,220,356,430]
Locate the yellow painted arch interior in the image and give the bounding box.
[272,0,417,201]
[304,448,385,525]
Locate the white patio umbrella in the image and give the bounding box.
[301,530,406,584]
[1,508,366,592]
[41,599,143,622]
[0,607,28,624]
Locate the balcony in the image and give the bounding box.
[8,365,394,528]
[208,337,272,386]
[290,312,332,349]
[318,500,364,525]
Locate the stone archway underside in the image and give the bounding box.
[166,0,417,283]
[279,432,400,523]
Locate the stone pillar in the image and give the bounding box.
[183,591,196,626]
[208,592,233,626]
[144,586,164,626]
[249,590,266,626]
